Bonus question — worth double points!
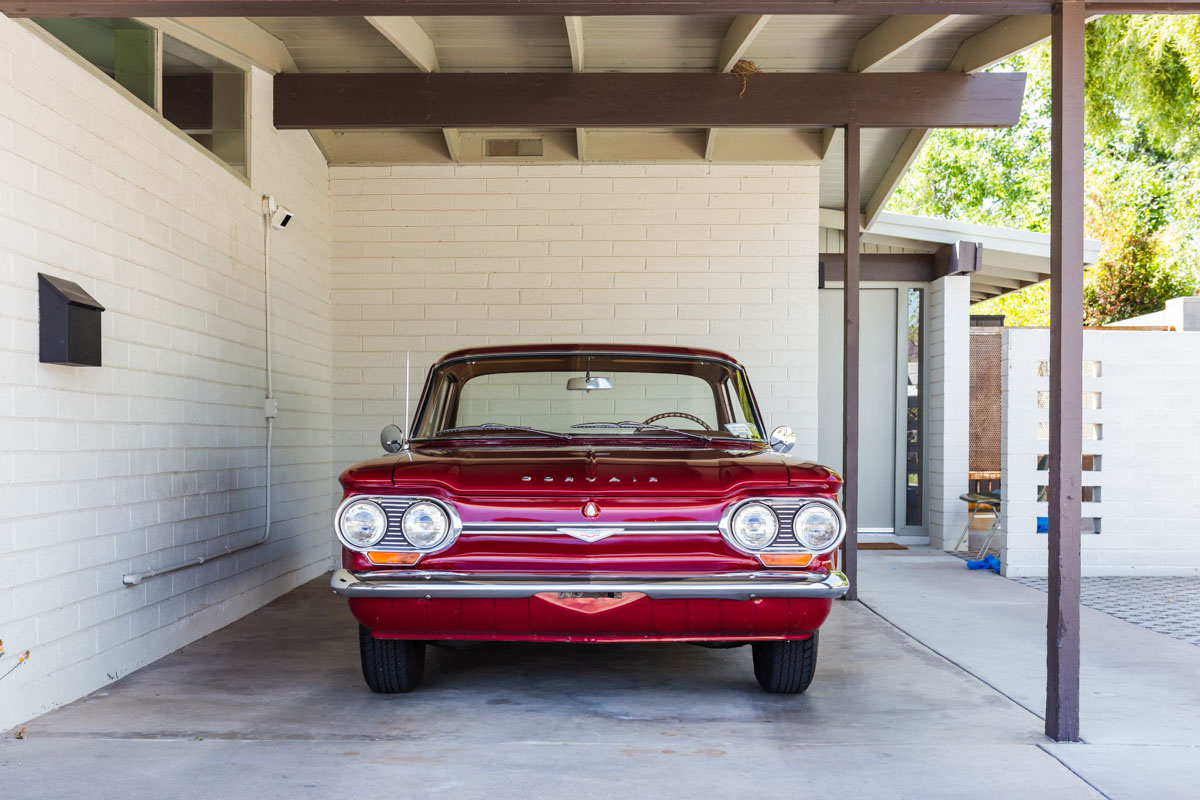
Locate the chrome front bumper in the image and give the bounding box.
[330,568,849,601]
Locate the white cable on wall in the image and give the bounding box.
[123,197,284,586]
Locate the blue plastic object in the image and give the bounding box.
[966,554,1002,573]
[1037,516,1049,533]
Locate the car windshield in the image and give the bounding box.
[411,353,765,442]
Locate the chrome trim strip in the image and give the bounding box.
[462,520,704,529]
[330,568,849,601]
[435,350,743,370]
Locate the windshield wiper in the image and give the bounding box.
[571,421,713,444]
[437,423,573,441]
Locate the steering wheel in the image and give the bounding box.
[642,412,714,431]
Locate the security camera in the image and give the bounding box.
[263,195,295,230]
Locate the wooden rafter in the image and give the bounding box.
[565,16,587,161]
[849,14,956,72]
[274,72,1026,129]
[717,14,771,72]
[365,16,439,73]
[443,128,462,161]
[949,14,1050,72]
[565,15,585,72]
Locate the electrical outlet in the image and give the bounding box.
[264,397,279,419]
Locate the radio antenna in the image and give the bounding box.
[404,350,411,447]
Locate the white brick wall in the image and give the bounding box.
[0,17,334,728]
[1001,328,1200,577]
[329,163,821,471]
[926,276,970,548]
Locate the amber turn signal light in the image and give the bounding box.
[758,553,814,568]
[367,551,421,566]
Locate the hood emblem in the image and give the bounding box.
[582,502,600,518]
[558,526,621,543]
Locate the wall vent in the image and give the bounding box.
[485,137,544,158]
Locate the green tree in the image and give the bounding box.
[890,47,1052,234]
[891,17,1200,326]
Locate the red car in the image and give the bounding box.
[331,344,848,694]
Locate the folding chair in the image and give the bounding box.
[953,493,1002,560]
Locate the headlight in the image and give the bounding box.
[338,499,387,548]
[730,502,779,550]
[794,503,842,551]
[402,501,450,549]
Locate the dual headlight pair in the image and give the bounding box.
[724,500,844,554]
[337,498,454,551]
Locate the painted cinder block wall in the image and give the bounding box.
[328,163,822,473]
[0,17,335,729]
[926,275,971,549]
[1001,327,1200,577]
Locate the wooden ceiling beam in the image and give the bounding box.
[274,72,1026,129]
[9,1,1200,17]
[819,252,937,284]
[365,16,439,73]
[849,14,956,72]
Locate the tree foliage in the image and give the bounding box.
[891,17,1200,326]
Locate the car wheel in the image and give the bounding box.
[359,624,425,693]
[751,632,818,694]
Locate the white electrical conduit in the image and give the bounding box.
[124,198,279,586]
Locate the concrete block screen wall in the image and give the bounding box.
[1000,328,1200,577]
[0,16,335,729]
[328,164,822,472]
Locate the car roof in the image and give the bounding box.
[436,343,742,366]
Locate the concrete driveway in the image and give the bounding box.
[2,556,1110,800]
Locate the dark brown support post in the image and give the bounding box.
[842,122,861,600]
[1047,0,1085,743]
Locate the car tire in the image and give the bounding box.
[359,625,425,693]
[752,633,818,694]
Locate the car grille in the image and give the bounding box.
[760,499,812,552]
[370,496,421,552]
[360,496,829,554]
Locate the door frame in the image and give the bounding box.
[821,281,929,544]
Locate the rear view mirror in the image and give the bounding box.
[566,376,612,391]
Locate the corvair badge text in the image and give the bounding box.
[521,476,658,483]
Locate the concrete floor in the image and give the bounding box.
[3,548,1196,798]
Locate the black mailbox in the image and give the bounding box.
[39,273,104,367]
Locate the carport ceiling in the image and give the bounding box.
[5,7,1056,223]
[246,12,1044,225]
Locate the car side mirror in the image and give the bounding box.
[381,423,405,453]
[769,425,795,454]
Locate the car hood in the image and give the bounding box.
[349,443,839,497]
